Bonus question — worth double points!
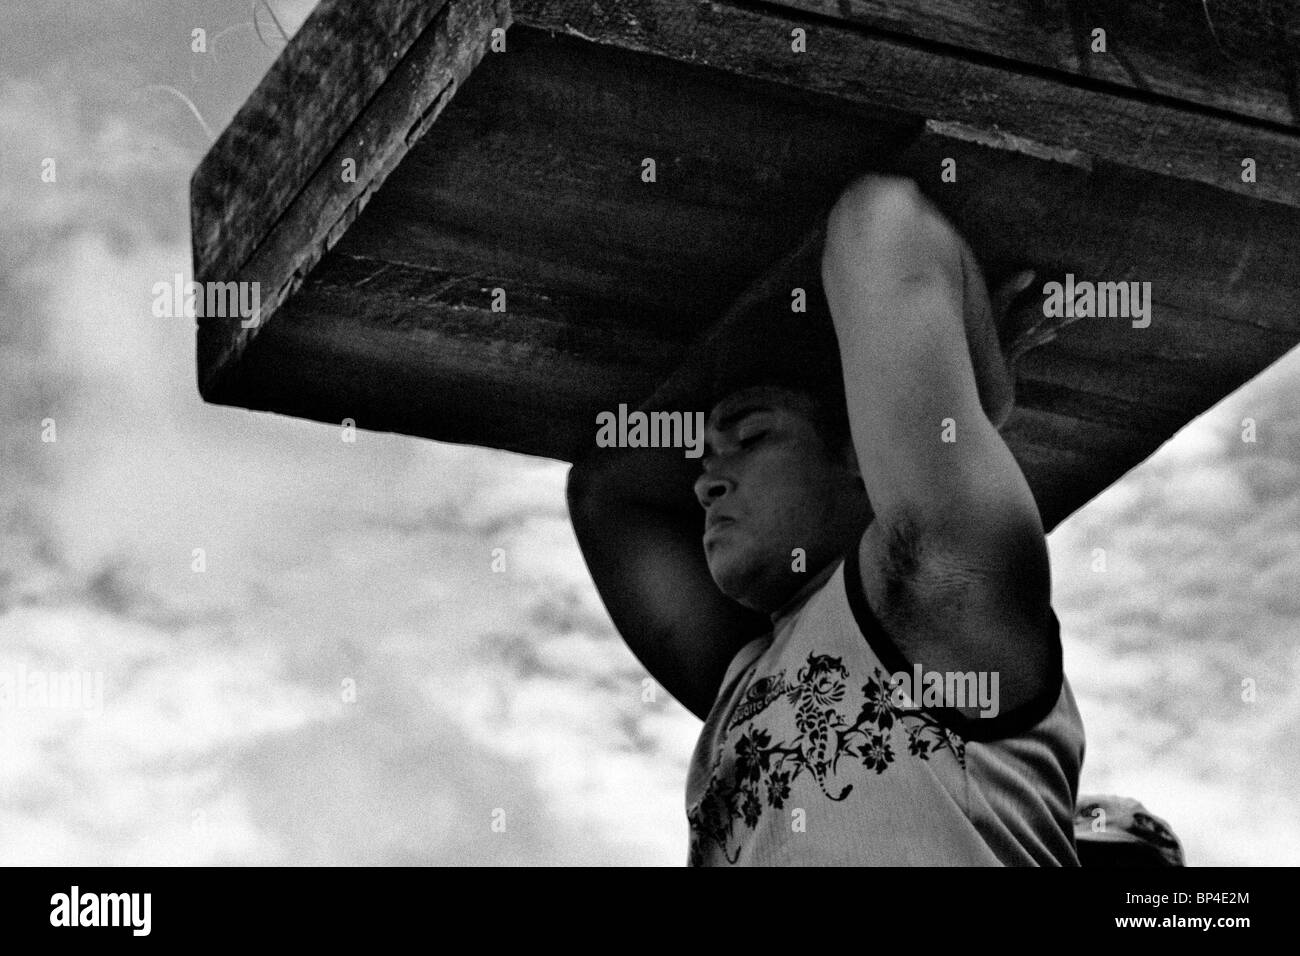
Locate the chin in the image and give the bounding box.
[707,546,757,603]
[706,547,788,613]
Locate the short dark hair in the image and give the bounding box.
[704,275,855,459]
[708,379,854,464]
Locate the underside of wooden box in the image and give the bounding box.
[192,0,1300,531]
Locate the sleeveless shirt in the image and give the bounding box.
[685,547,1085,866]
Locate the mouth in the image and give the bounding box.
[704,513,737,538]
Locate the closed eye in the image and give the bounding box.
[739,431,767,449]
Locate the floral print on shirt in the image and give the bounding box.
[688,651,965,865]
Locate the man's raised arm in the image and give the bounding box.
[820,174,1058,721]
[567,420,770,721]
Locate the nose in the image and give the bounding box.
[693,469,732,508]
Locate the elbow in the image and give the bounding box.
[820,174,963,321]
[821,175,958,285]
[822,175,926,259]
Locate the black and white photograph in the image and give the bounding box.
[1,0,1295,923]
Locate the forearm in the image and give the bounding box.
[566,449,766,722]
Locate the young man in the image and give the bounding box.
[567,175,1084,865]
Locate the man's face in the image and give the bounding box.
[694,386,870,613]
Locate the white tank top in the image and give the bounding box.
[685,550,1085,865]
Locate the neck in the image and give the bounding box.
[769,556,841,625]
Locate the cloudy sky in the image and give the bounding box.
[1,0,1297,866]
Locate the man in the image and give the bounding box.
[567,175,1084,865]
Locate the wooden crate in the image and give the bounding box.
[191,0,1300,529]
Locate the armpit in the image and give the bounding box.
[871,512,987,630]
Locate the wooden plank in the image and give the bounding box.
[327,25,920,343]
[197,0,511,402]
[212,253,690,462]
[892,122,1300,336]
[761,0,1300,129]
[190,0,453,284]
[327,28,1300,348]
[512,0,1300,207]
